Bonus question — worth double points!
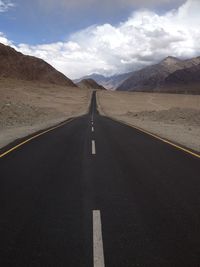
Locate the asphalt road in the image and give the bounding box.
[0,92,200,266]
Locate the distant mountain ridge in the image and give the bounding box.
[4,42,198,94]
[117,56,200,93]
[76,78,106,90]
[75,56,200,94]
[74,72,132,90]
[0,43,76,87]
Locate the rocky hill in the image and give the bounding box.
[75,72,132,90]
[166,64,200,84]
[117,56,200,93]
[77,78,106,90]
[162,64,200,94]
[0,43,76,87]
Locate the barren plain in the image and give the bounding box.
[0,78,91,148]
[97,91,200,153]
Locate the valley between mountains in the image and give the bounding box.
[0,42,200,154]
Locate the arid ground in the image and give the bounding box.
[1,80,199,153]
[97,91,200,153]
[0,78,91,148]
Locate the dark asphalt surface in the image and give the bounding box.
[0,92,200,266]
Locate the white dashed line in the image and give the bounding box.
[93,210,105,267]
[92,140,96,155]
[92,127,94,132]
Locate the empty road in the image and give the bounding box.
[0,92,200,266]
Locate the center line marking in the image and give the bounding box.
[93,210,105,267]
[92,127,94,132]
[92,140,96,155]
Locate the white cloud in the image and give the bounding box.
[0,32,12,45]
[0,0,14,12]
[1,0,200,79]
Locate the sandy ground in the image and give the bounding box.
[0,78,91,148]
[97,91,200,153]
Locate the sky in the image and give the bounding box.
[0,0,200,79]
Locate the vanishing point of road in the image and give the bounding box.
[0,92,200,266]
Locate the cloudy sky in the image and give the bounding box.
[0,0,200,79]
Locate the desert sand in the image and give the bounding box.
[0,78,91,149]
[97,91,200,153]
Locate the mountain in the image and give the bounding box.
[76,78,106,90]
[163,63,200,94]
[75,74,107,84]
[74,72,132,90]
[166,63,200,83]
[117,56,200,93]
[0,43,76,87]
[102,72,133,90]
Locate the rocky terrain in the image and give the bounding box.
[0,43,76,87]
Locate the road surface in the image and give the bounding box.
[0,92,200,266]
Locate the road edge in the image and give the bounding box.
[106,115,200,159]
[0,90,94,159]
[0,116,81,159]
[95,92,200,159]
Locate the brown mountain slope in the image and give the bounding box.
[117,56,200,93]
[0,43,76,87]
[166,64,200,84]
[77,78,106,90]
[161,64,200,94]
